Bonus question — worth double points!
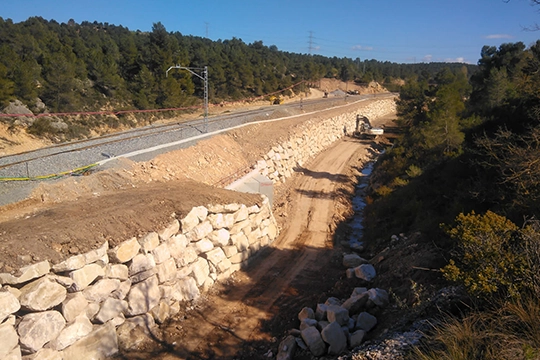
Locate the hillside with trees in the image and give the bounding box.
[363,39,540,358]
[0,18,475,129]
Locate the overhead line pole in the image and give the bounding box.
[166,65,209,133]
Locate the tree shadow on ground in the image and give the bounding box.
[293,165,350,183]
[295,186,354,200]
[115,241,372,360]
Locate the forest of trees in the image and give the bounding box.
[0,17,476,116]
[364,40,540,357]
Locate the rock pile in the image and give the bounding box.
[0,197,278,359]
[276,251,391,359]
[277,285,389,359]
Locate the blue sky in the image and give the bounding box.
[2,0,540,64]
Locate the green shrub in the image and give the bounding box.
[441,211,538,299]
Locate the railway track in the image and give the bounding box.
[0,94,390,206]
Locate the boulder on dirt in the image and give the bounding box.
[367,288,389,308]
[354,264,376,281]
[356,311,378,332]
[300,326,326,356]
[351,287,368,297]
[343,253,368,268]
[315,303,328,321]
[326,305,349,326]
[341,293,369,315]
[321,321,347,355]
[300,318,318,330]
[349,329,366,348]
[325,297,342,306]
[298,306,315,321]
[276,335,297,360]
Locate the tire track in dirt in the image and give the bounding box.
[146,137,372,360]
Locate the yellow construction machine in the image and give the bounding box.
[269,95,284,105]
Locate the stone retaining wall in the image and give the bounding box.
[258,98,396,183]
[0,198,277,359]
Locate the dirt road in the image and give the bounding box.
[131,136,376,360]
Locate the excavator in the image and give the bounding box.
[269,95,283,105]
[353,114,384,139]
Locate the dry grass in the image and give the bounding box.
[411,297,540,360]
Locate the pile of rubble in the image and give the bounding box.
[276,253,389,359]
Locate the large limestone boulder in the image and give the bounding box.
[175,245,198,267]
[138,232,159,253]
[0,291,20,323]
[356,312,377,332]
[349,329,366,348]
[129,254,156,275]
[82,278,121,303]
[108,238,141,263]
[354,264,376,281]
[158,219,180,241]
[276,335,297,360]
[49,315,93,351]
[0,260,50,285]
[95,298,128,324]
[62,322,118,359]
[321,321,347,355]
[156,258,177,283]
[187,221,213,242]
[174,277,200,301]
[300,326,326,356]
[181,208,203,233]
[208,228,230,247]
[127,275,160,316]
[18,310,66,353]
[23,348,62,360]
[326,305,349,326]
[298,307,315,321]
[191,258,210,286]
[62,292,89,323]
[152,243,171,264]
[343,254,368,268]
[0,321,19,359]
[367,288,389,308]
[166,234,188,259]
[19,277,67,311]
[117,314,159,351]
[204,247,227,268]
[69,263,105,291]
[341,293,369,315]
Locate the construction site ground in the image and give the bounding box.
[0,83,429,359]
